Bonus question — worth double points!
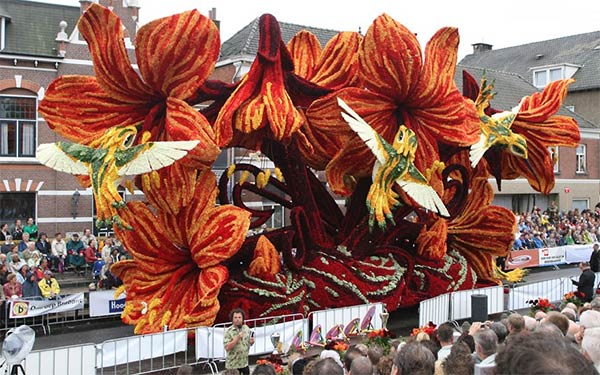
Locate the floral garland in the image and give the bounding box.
[526,298,556,316]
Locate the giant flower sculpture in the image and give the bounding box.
[111,168,250,334]
[462,72,580,194]
[39,3,220,169]
[306,14,480,195]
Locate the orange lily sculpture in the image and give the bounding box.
[39,3,220,169]
[111,169,251,334]
[462,71,580,194]
[306,14,480,195]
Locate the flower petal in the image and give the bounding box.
[39,76,147,143]
[116,202,189,265]
[248,235,281,279]
[78,3,154,103]
[135,10,220,99]
[141,164,198,216]
[359,14,422,102]
[188,204,251,268]
[448,177,516,280]
[310,32,362,90]
[288,31,322,80]
[416,219,448,260]
[517,79,574,122]
[164,97,220,167]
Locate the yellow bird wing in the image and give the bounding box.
[36,142,90,175]
[117,140,199,176]
[337,98,387,165]
[396,165,449,217]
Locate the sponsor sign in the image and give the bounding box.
[538,247,566,266]
[89,290,126,317]
[506,249,540,270]
[9,293,84,318]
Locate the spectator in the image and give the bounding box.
[0,263,9,285]
[377,355,394,375]
[0,234,15,254]
[591,243,600,273]
[38,270,60,299]
[392,342,435,375]
[495,331,597,375]
[23,217,38,240]
[11,219,23,241]
[489,322,508,345]
[84,239,99,266]
[16,264,28,284]
[311,358,343,375]
[100,258,122,289]
[582,327,600,372]
[572,262,595,302]
[368,345,384,371]
[66,233,85,272]
[101,238,114,262]
[22,271,41,298]
[17,232,30,253]
[474,327,498,366]
[344,345,367,373]
[81,228,96,247]
[9,254,26,275]
[0,223,9,241]
[3,273,22,299]
[223,308,255,375]
[435,323,454,360]
[51,232,66,273]
[349,356,373,375]
[441,341,474,375]
[35,233,52,257]
[251,364,276,375]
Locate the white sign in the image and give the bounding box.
[89,290,126,317]
[538,247,566,266]
[9,293,84,318]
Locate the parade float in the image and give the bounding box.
[36,4,580,334]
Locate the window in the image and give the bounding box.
[263,204,284,228]
[0,193,35,226]
[572,199,589,211]
[549,146,559,173]
[576,144,586,173]
[533,67,564,88]
[0,96,37,158]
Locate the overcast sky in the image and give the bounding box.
[41,0,600,60]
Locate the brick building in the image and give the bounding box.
[0,0,141,235]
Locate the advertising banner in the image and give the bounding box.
[506,249,540,270]
[538,247,566,266]
[9,293,84,318]
[89,290,126,317]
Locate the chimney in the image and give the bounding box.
[472,42,493,54]
[208,7,220,30]
[55,21,69,57]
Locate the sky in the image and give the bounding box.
[39,0,600,60]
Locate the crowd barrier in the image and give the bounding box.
[21,343,96,375]
[506,243,595,270]
[1,290,125,335]
[419,272,600,326]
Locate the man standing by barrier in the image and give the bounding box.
[224,308,255,375]
[572,262,595,302]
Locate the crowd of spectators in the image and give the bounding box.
[512,202,600,250]
[233,298,600,375]
[0,218,127,303]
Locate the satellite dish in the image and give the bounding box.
[1,325,35,375]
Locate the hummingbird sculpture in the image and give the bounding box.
[469,76,528,168]
[36,125,199,229]
[337,98,449,230]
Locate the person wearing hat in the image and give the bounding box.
[38,270,60,299]
[66,233,85,272]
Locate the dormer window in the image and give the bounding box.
[532,64,580,88]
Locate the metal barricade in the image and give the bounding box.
[199,313,306,374]
[449,285,505,321]
[21,342,96,375]
[419,292,451,327]
[96,327,193,375]
[2,297,48,335]
[508,277,571,310]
